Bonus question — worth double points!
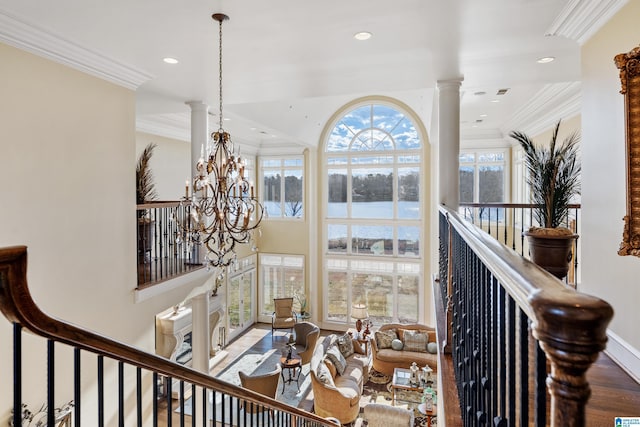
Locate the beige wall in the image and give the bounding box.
[136,132,190,201]
[581,2,640,378]
[0,43,208,424]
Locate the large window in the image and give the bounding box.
[260,157,304,219]
[459,149,508,219]
[324,102,423,325]
[259,254,304,318]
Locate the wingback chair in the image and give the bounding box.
[293,321,320,365]
[238,364,282,414]
[272,297,296,337]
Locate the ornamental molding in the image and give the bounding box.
[501,82,581,139]
[0,9,152,90]
[546,0,629,45]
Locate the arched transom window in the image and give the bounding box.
[323,102,423,325]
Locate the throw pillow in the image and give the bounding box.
[337,333,355,358]
[352,338,366,354]
[427,341,438,354]
[375,329,397,349]
[317,360,335,386]
[391,338,404,351]
[326,345,347,375]
[324,357,337,378]
[403,330,429,353]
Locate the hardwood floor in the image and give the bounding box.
[159,323,640,426]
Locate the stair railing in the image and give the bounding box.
[438,205,613,427]
[0,245,333,427]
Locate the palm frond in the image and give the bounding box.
[509,120,581,228]
[136,143,158,204]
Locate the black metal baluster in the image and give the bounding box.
[47,340,55,427]
[118,361,124,427]
[495,285,507,427]
[179,380,185,427]
[98,355,104,427]
[194,384,198,427]
[203,387,209,426]
[166,377,172,427]
[74,348,81,427]
[535,341,547,427]
[519,309,529,426]
[13,323,22,427]
[153,373,159,427]
[507,297,516,424]
[136,367,142,427]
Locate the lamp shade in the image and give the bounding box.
[351,304,368,320]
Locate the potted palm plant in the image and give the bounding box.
[136,143,158,263]
[509,120,581,279]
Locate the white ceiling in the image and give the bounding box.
[0,0,623,150]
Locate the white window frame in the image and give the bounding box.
[259,156,304,220]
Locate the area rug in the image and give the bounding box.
[358,369,436,427]
[177,347,312,421]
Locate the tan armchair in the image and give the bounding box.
[271,297,296,337]
[293,321,320,365]
[238,364,281,414]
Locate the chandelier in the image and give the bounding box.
[177,13,264,268]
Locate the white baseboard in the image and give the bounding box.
[605,330,640,383]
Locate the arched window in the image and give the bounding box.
[323,101,424,325]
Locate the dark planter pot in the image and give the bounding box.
[523,230,578,279]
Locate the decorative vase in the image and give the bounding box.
[524,231,578,280]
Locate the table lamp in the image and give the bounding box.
[351,303,368,335]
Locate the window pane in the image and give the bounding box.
[398,226,420,257]
[373,104,403,133]
[398,167,419,219]
[284,159,303,167]
[478,152,505,162]
[479,165,504,202]
[362,274,393,324]
[327,123,352,152]
[328,169,347,217]
[352,225,392,256]
[460,166,474,203]
[262,265,280,314]
[391,117,420,150]
[398,275,419,323]
[351,156,393,165]
[327,271,347,321]
[459,153,475,163]
[263,171,282,217]
[328,157,348,165]
[352,168,393,218]
[262,159,281,167]
[284,170,303,217]
[328,224,347,253]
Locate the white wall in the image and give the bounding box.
[136,132,190,201]
[0,42,208,425]
[581,1,640,380]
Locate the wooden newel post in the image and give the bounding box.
[530,289,613,427]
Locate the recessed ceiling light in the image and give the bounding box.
[354,31,372,41]
[474,91,486,96]
[163,57,179,64]
[537,56,555,64]
[480,114,488,117]
[223,117,231,121]
[491,99,500,103]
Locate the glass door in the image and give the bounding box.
[227,268,256,341]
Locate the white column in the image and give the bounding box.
[186,101,209,178]
[437,78,463,211]
[191,292,211,373]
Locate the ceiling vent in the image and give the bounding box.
[496,88,510,95]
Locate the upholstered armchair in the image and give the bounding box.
[238,364,282,413]
[271,297,296,337]
[293,321,320,365]
[354,403,414,427]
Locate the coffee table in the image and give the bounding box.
[391,367,424,406]
[418,403,437,427]
[280,356,302,394]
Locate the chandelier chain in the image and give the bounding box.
[218,17,224,131]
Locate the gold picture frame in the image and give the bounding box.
[615,44,640,257]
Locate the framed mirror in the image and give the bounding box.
[615,44,640,257]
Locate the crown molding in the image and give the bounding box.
[136,114,191,142]
[501,82,581,137]
[546,0,628,45]
[0,9,152,90]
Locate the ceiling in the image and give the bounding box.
[0,0,617,151]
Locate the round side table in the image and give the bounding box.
[279,356,302,394]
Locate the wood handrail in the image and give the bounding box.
[0,245,333,426]
[441,205,613,426]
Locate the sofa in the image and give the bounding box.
[309,333,370,425]
[370,323,438,376]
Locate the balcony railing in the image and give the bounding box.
[137,201,203,288]
[1,246,335,427]
[438,205,612,427]
[459,202,581,286]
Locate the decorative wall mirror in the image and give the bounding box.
[615,44,640,257]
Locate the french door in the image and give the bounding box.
[227,267,256,341]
